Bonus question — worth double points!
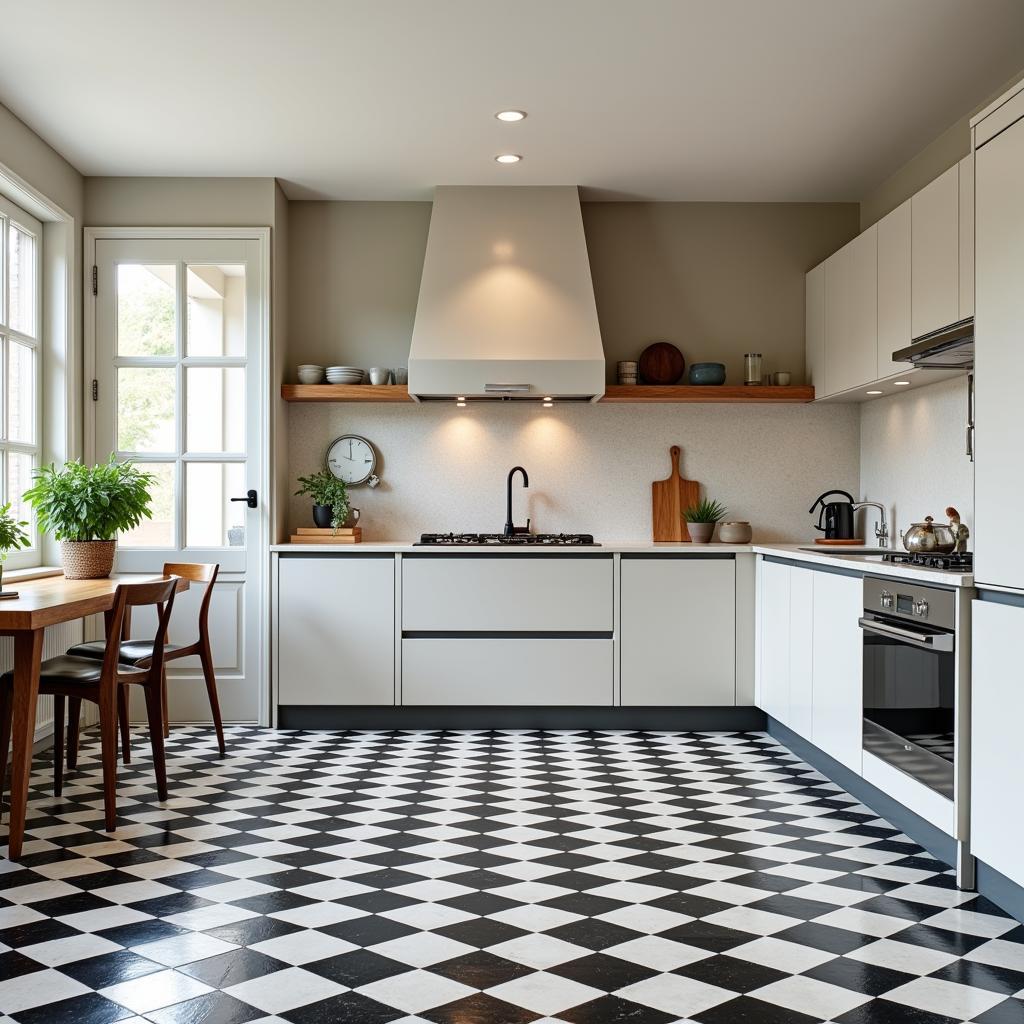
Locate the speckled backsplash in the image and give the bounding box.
[286,402,860,543]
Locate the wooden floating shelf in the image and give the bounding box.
[281,383,815,404]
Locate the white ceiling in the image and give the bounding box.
[3,0,1024,202]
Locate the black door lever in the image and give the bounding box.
[230,489,258,509]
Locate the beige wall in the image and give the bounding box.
[286,200,859,384]
[84,176,277,226]
[289,401,860,543]
[0,103,83,219]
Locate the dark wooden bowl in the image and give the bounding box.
[639,341,685,385]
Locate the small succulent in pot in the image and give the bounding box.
[683,497,728,544]
[0,503,31,596]
[295,469,349,532]
[23,456,155,579]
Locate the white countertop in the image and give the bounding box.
[271,539,973,586]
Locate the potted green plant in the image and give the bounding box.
[295,469,349,531]
[0,503,31,598]
[23,456,155,579]
[684,497,727,544]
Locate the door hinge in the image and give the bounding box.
[91,379,98,402]
[91,265,98,296]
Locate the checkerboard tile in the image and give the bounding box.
[1,726,1023,1023]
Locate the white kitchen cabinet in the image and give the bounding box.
[788,567,814,739]
[620,557,736,706]
[912,163,960,338]
[759,559,792,724]
[876,199,912,379]
[403,556,612,631]
[811,570,863,772]
[277,555,395,705]
[974,111,1024,590]
[805,263,825,393]
[402,637,613,705]
[824,226,878,395]
[971,600,1024,887]
[959,154,975,319]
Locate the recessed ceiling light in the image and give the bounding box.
[894,380,910,386]
[495,153,522,164]
[866,390,883,395]
[495,110,527,122]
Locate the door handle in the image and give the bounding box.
[230,489,258,509]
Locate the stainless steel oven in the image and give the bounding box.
[860,576,956,799]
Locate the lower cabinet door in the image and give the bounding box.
[788,567,815,740]
[277,556,395,705]
[402,638,613,705]
[811,570,863,773]
[620,558,736,705]
[971,599,1024,887]
[759,559,792,724]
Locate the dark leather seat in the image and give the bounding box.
[67,640,187,666]
[0,655,140,688]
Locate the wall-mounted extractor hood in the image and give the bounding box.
[893,317,974,369]
[407,186,605,402]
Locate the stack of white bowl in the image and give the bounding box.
[326,366,365,385]
[297,364,325,384]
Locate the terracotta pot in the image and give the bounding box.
[687,522,716,544]
[61,540,116,579]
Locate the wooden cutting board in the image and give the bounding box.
[652,445,701,542]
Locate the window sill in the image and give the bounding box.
[3,566,64,584]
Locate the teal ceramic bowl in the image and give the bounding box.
[688,362,726,385]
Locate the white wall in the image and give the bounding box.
[859,377,973,541]
[288,402,860,543]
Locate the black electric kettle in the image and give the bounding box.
[809,489,856,540]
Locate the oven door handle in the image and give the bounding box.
[858,616,954,652]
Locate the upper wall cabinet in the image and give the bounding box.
[823,226,877,395]
[807,159,973,401]
[912,164,960,337]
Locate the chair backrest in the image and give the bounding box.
[163,562,219,642]
[102,578,180,693]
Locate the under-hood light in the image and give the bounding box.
[495,153,522,164]
[495,110,527,122]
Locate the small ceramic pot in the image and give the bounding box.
[312,505,333,529]
[687,522,716,543]
[773,371,792,386]
[719,521,753,543]
[688,362,726,385]
[368,367,391,385]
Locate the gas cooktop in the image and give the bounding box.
[416,533,598,546]
[881,551,973,572]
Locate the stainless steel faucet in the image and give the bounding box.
[854,501,889,548]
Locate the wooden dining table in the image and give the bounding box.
[0,573,189,860]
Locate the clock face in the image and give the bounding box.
[327,435,377,485]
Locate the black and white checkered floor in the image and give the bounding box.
[1,728,1023,1024]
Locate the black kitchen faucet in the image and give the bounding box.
[504,466,530,537]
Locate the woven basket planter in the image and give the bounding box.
[61,540,116,580]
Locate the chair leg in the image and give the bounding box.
[199,641,226,757]
[142,684,168,801]
[98,690,119,832]
[161,667,170,739]
[117,685,132,765]
[0,683,12,815]
[53,696,65,798]
[66,697,81,770]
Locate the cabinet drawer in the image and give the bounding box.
[402,556,613,631]
[402,638,613,705]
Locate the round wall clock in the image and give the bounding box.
[327,434,380,487]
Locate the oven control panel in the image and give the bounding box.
[865,577,955,630]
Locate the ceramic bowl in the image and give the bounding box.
[298,369,325,384]
[688,362,727,386]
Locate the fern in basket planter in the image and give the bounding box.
[0,503,31,597]
[23,456,155,579]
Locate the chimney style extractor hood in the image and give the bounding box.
[893,317,974,369]
[407,186,605,402]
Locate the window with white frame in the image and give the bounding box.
[0,194,42,569]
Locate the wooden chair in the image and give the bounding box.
[0,578,178,832]
[67,562,225,759]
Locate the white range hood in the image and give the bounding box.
[407,186,605,402]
